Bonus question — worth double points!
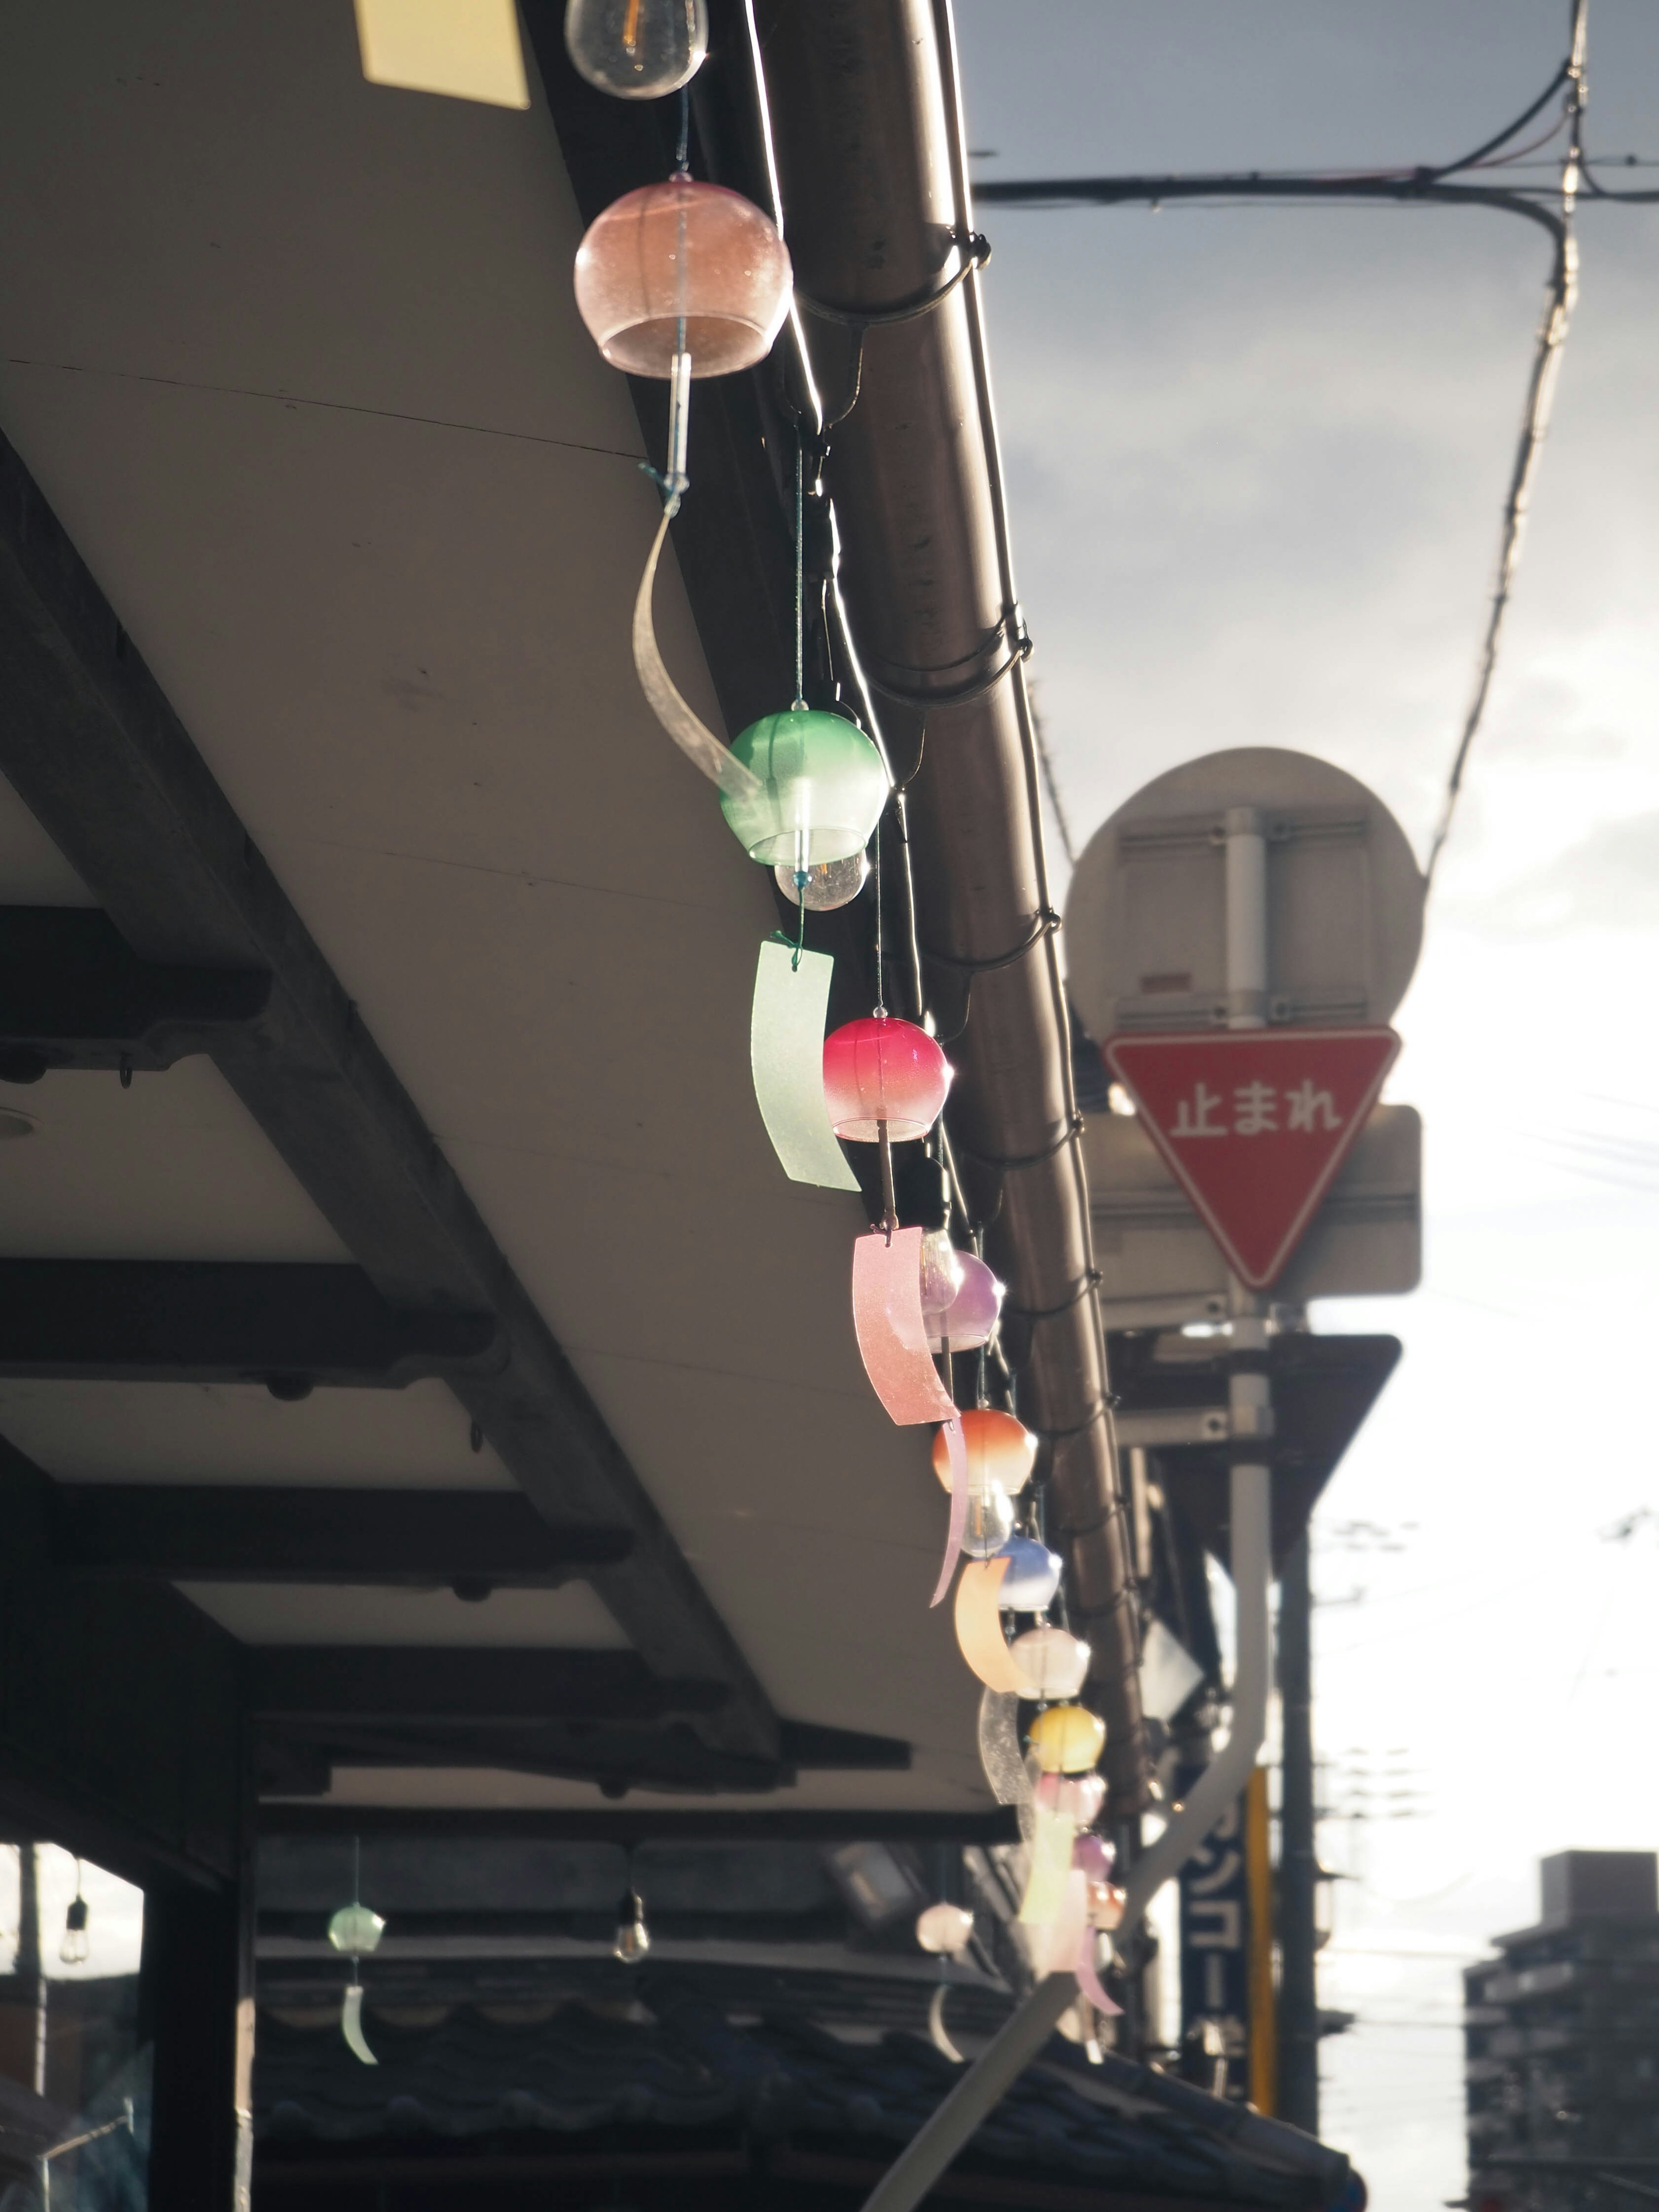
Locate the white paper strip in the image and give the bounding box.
[750,941,860,1190]
[342,1983,378,2066]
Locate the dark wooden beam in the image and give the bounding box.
[138,1781,257,2207]
[0,1259,496,1388]
[0,1440,247,1890]
[0,431,777,1761]
[247,1647,728,1725]
[255,1706,908,1798]
[0,904,269,1082]
[256,1804,1020,1843]
[48,1484,632,1587]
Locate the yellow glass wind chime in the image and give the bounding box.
[566,0,1121,2038]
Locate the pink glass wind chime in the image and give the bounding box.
[564,0,1116,2047]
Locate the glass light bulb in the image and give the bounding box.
[773,850,870,911]
[565,0,708,99]
[918,1230,965,1318]
[962,1481,1014,1560]
[612,1888,651,1964]
[59,1896,90,1967]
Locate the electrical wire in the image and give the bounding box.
[1426,0,1586,887]
[976,0,1603,891]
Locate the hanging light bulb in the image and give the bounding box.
[961,1481,1015,1560]
[773,849,870,912]
[59,1885,90,1967]
[612,1885,651,1964]
[720,709,889,870]
[919,1230,966,1319]
[565,0,709,99]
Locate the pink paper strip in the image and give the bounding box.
[852,1228,959,1425]
[930,1417,968,1608]
[1076,1926,1123,2017]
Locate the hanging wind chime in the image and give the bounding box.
[567,0,1114,2027]
[327,1841,386,2067]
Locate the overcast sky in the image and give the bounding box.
[955,3,1659,2200]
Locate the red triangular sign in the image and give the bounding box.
[1102,1028,1401,1290]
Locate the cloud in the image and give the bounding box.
[1468,810,1659,934]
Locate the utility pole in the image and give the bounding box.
[1278,1532,1319,2131]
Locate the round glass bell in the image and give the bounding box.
[994,1535,1062,1612]
[930,1408,1036,1495]
[1028,1702,1107,1775]
[926,1253,1004,1353]
[823,1015,952,1143]
[1010,1623,1090,1700]
[915,1901,975,1955]
[1036,1770,1106,1824]
[565,0,709,99]
[774,849,870,911]
[962,1480,1015,1560]
[1087,1881,1127,1931]
[574,177,792,378]
[1073,1833,1115,1883]
[719,709,888,868]
[327,1902,386,1957]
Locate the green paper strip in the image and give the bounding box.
[751,940,859,1191]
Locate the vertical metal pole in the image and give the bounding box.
[1224,807,1269,1033]
[1245,1765,1278,2115]
[1278,1529,1319,2132]
[1224,802,1277,2110]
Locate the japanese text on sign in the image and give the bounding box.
[1171,1080,1343,1141]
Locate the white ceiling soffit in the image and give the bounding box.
[0,1,988,1812]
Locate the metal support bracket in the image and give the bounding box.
[0,907,270,1081]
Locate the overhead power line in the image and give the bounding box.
[974,0,1659,891]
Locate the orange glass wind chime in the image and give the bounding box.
[566,0,1118,2039]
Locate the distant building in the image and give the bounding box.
[1465,1851,1659,2212]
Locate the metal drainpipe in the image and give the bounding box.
[759,0,1148,1815]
